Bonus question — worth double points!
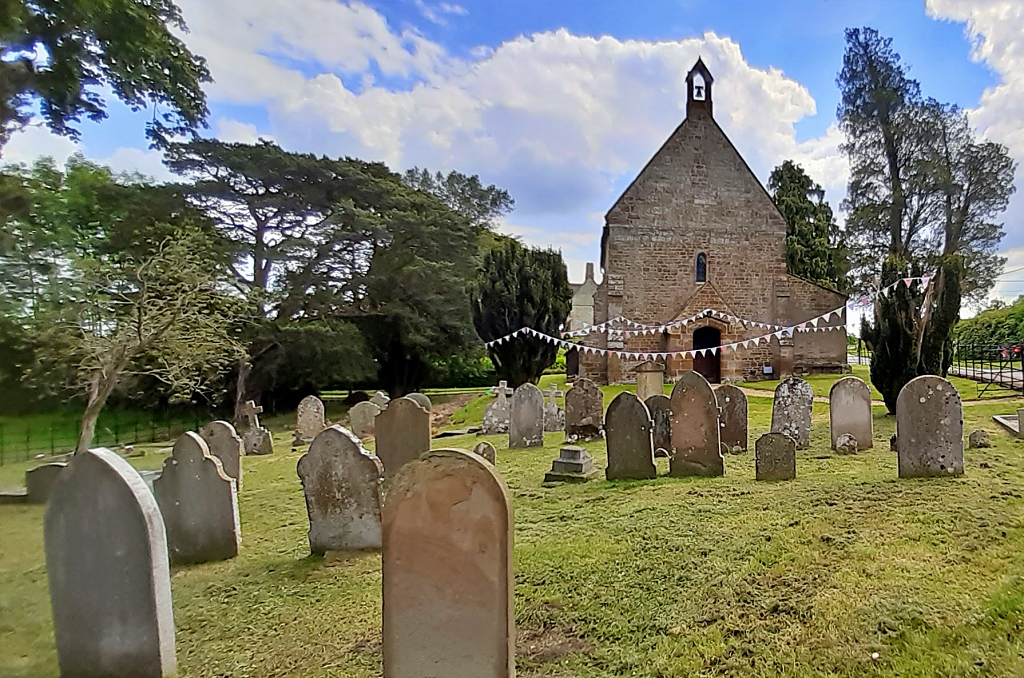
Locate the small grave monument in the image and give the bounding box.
[834,433,858,455]
[375,397,431,479]
[635,360,665,402]
[239,400,273,456]
[969,429,991,448]
[992,408,1024,438]
[370,391,391,409]
[755,432,796,481]
[472,441,497,465]
[669,371,723,477]
[829,376,872,450]
[716,383,748,453]
[605,392,656,480]
[543,385,565,432]
[771,377,814,449]
[294,395,328,443]
[509,383,545,448]
[348,401,382,439]
[544,445,597,482]
[896,376,963,478]
[645,394,672,457]
[482,381,514,435]
[199,420,243,489]
[565,378,604,442]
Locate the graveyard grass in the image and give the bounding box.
[2,384,1024,676]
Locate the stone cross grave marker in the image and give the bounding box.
[45,448,176,677]
[543,385,565,432]
[715,383,748,453]
[349,401,382,440]
[896,376,963,478]
[25,462,66,504]
[509,383,545,448]
[605,392,656,480]
[295,395,328,443]
[482,381,514,435]
[645,394,672,457]
[829,376,872,451]
[669,371,723,477]
[635,360,666,402]
[472,441,497,465]
[383,448,514,678]
[375,397,431,479]
[239,400,273,456]
[154,432,240,566]
[565,377,604,442]
[297,425,384,554]
[755,432,796,481]
[771,377,814,449]
[240,399,262,428]
[200,420,244,489]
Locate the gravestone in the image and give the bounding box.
[771,377,814,449]
[199,420,243,489]
[543,386,565,432]
[297,426,384,554]
[239,400,273,456]
[565,378,604,442]
[544,445,596,482]
[406,392,432,411]
[25,462,66,504]
[383,448,514,678]
[755,432,796,481]
[896,376,964,478]
[154,432,240,565]
[375,397,431,479]
[44,448,176,677]
[509,383,545,448]
[669,371,723,477]
[370,391,391,409]
[482,381,514,435]
[834,433,858,455]
[605,392,656,480]
[472,441,497,465]
[716,384,748,453]
[829,376,873,450]
[645,394,672,457]
[295,395,328,442]
[348,401,381,439]
[635,360,665,402]
[969,429,991,449]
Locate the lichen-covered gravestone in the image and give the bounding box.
[896,376,964,478]
[542,386,565,433]
[755,432,796,481]
[199,420,244,489]
[25,462,66,504]
[154,432,240,565]
[45,448,176,677]
[635,360,665,402]
[472,441,497,465]
[375,397,431,479]
[509,383,545,448]
[369,391,391,409]
[716,384,748,453]
[383,448,514,678]
[295,395,328,442]
[669,371,723,477]
[605,392,656,480]
[297,425,384,554]
[239,400,273,456]
[406,392,432,411]
[645,394,672,457]
[565,377,604,442]
[348,401,381,440]
[482,381,514,435]
[829,376,872,450]
[771,377,814,449]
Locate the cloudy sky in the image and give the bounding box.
[5,0,1024,302]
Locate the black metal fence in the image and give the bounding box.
[949,342,1024,395]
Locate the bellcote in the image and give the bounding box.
[685,57,714,119]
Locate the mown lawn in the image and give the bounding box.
[2,385,1024,677]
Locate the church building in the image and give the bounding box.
[569,58,848,384]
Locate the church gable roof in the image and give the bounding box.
[667,281,736,325]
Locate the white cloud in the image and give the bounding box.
[216,118,267,144]
[414,0,468,25]
[2,125,80,168]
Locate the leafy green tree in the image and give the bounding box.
[768,160,848,290]
[1,0,210,152]
[402,167,514,229]
[472,239,572,387]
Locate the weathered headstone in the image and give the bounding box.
[239,400,273,456]
[154,432,240,565]
[716,383,748,453]
[406,392,432,411]
[635,360,665,402]
[295,395,328,442]
[297,425,384,554]
[645,394,672,457]
[472,441,497,465]
[543,385,565,433]
[45,448,176,677]
[969,429,991,449]
[370,391,391,409]
[199,420,243,489]
[669,371,723,477]
[509,383,545,448]
[605,392,656,480]
[771,377,814,449]
[829,376,873,450]
[349,401,382,440]
[25,462,66,504]
[565,378,604,442]
[755,432,796,481]
[383,448,514,678]
[896,376,964,478]
[482,381,514,435]
[834,433,858,455]
[375,397,431,479]
[544,445,596,482]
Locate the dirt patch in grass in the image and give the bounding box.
[431,392,476,431]
[518,624,593,661]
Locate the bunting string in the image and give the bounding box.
[561,308,787,338]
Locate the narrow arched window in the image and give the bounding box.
[695,252,707,283]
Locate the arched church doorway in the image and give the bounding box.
[692,326,721,383]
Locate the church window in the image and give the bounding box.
[696,252,707,283]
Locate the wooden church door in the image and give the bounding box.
[692,326,721,383]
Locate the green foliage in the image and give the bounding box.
[402,167,514,230]
[768,160,847,291]
[427,352,496,389]
[0,0,209,151]
[954,295,1024,347]
[472,239,573,387]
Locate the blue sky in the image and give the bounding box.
[6,0,1024,303]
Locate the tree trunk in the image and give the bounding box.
[75,374,120,455]
[233,357,253,428]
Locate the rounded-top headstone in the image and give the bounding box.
[509,383,545,448]
[669,371,723,477]
[605,392,656,480]
[199,420,244,488]
[25,462,67,504]
[375,397,431,479]
[295,395,328,441]
[348,401,382,440]
[406,392,432,411]
[771,377,814,449]
[896,375,963,478]
[565,378,604,441]
[472,441,497,465]
[45,448,176,677]
[715,383,748,452]
[829,376,873,450]
[645,394,672,457]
